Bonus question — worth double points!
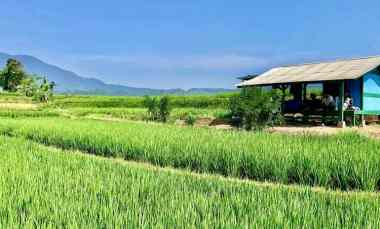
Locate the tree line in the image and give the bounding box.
[0,59,55,102]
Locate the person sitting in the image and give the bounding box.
[322,93,335,111]
[343,92,353,111]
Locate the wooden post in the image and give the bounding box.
[360,77,366,127]
[280,84,285,114]
[338,80,346,128]
[302,83,307,104]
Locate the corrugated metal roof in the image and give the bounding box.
[237,56,380,87]
[237,74,259,81]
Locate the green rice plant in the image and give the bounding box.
[60,107,227,122]
[0,92,33,103]
[1,117,380,191]
[51,94,233,109]
[1,136,380,228]
[0,109,60,118]
[184,113,198,126]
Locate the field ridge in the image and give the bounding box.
[2,117,380,191]
[40,141,380,198]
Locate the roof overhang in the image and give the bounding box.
[237,56,380,88]
[237,74,259,81]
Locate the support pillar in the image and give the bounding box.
[302,83,307,104]
[338,80,346,128]
[361,114,366,127]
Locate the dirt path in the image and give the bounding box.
[0,102,38,110]
[358,125,380,139]
[269,125,380,139]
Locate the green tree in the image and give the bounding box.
[158,96,171,122]
[229,87,283,131]
[34,77,55,103]
[17,76,38,97]
[143,95,171,122]
[0,59,28,91]
[143,96,159,121]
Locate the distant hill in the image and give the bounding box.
[0,52,235,96]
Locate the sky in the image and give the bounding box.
[1,0,380,89]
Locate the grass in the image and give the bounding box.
[0,93,229,121]
[62,107,228,121]
[1,117,380,191]
[1,93,380,227]
[0,109,60,118]
[51,93,233,108]
[1,135,380,228]
[0,92,33,103]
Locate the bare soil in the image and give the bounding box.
[268,124,380,139]
[0,102,38,110]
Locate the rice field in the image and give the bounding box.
[1,93,380,227]
[1,136,380,228]
[61,107,227,121]
[0,109,60,118]
[2,117,380,191]
[51,93,232,109]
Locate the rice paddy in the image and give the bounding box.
[1,117,380,191]
[1,136,380,228]
[1,93,380,227]
[51,94,232,109]
[58,107,228,121]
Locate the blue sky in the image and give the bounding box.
[1,0,380,89]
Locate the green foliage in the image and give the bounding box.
[143,95,171,122]
[158,96,171,122]
[184,113,197,126]
[0,109,60,118]
[1,136,379,227]
[17,76,38,97]
[143,95,159,121]
[2,117,380,191]
[0,59,28,91]
[229,87,283,130]
[33,78,56,103]
[0,59,55,103]
[51,94,234,109]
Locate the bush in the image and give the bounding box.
[229,87,283,130]
[158,96,171,122]
[143,95,171,122]
[143,96,159,121]
[184,113,197,126]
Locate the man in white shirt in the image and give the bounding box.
[322,93,335,111]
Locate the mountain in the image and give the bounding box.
[0,52,235,96]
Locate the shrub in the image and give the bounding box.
[184,113,197,126]
[158,96,171,123]
[229,87,283,130]
[143,96,159,121]
[143,95,171,122]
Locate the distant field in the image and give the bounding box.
[0,93,230,121]
[61,107,228,121]
[1,136,380,228]
[2,117,380,191]
[1,93,380,227]
[51,93,233,108]
[0,93,34,103]
[0,107,227,122]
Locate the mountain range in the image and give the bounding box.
[0,52,235,96]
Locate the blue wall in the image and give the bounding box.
[347,79,362,108]
[363,71,380,112]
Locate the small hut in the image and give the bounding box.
[237,56,380,127]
